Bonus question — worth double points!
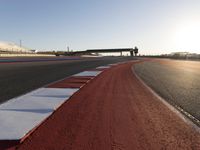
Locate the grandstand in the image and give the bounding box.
[0,41,32,54]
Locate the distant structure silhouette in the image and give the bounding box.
[134,46,138,56]
[52,47,139,56]
[129,47,138,56]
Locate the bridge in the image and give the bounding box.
[52,47,139,56]
[86,47,138,56]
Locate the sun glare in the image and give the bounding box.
[174,21,200,54]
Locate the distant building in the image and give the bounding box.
[170,52,189,56]
[169,52,200,59]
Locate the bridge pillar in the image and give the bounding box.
[130,50,134,56]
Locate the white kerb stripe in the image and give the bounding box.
[0,88,78,140]
[73,71,102,77]
[96,66,110,69]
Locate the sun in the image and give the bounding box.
[173,21,200,54]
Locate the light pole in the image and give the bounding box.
[20,40,22,47]
[67,46,69,52]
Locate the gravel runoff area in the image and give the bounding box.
[17,61,200,150]
[134,59,200,124]
[0,56,136,104]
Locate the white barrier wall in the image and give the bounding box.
[0,54,55,57]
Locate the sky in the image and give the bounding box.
[0,0,200,55]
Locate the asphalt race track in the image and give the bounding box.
[134,59,200,124]
[0,56,136,104]
[17,61,200,150]
[1,58,200,149]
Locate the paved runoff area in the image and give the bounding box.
[1,58,200,149]
[134,59,200,125]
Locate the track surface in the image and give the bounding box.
[134,59,200,122]
[0,56,80,63]
[0,56,135,104]
[17,61,200,150]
